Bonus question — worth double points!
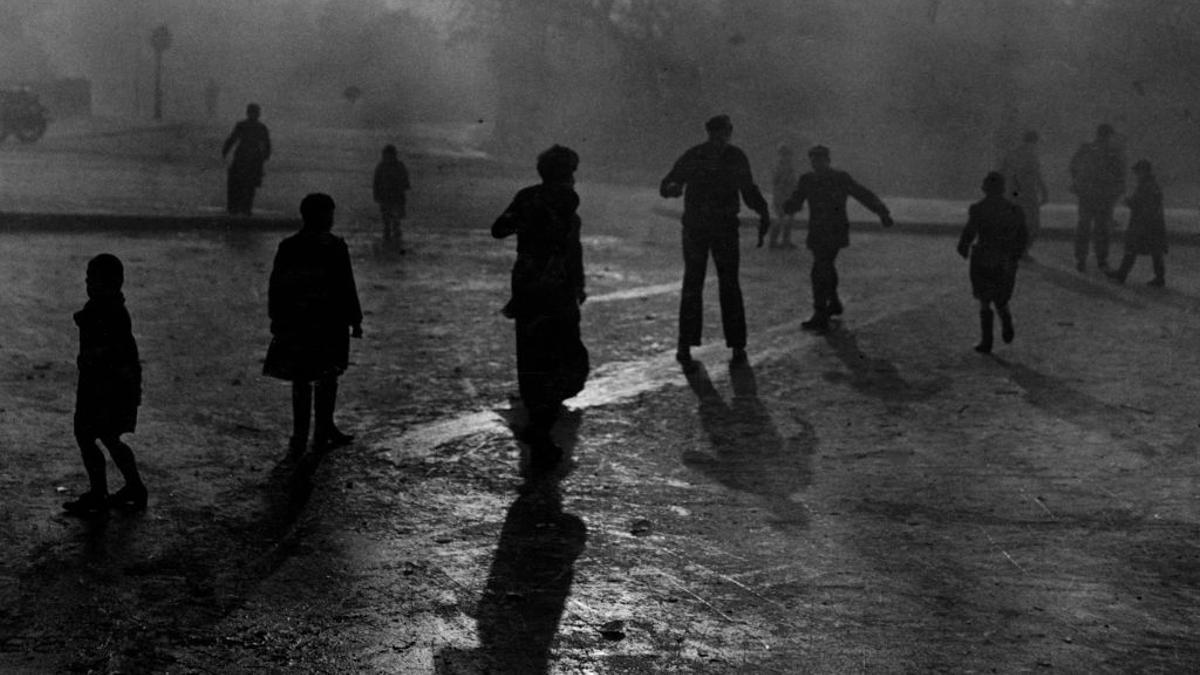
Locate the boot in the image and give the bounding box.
[109,483,148,510]
[63,490,109,515]
[313,379,354,451]
[975,309,994,354]
[826,297,844,317]
[997,306,1015,344]
[801,312,830,333]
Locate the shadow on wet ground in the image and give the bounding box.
[1025,263,1146,310]
[995,357,1159,457]
[0,440,333,672]
[821,328,948,409]
[681,360,813,529]
[435,407,587,674]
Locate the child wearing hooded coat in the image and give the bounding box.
[1107,160,1166,287]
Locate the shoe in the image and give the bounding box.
[1105,270,1126,284]
[1075,260,1086,273]
[109,483,148,510]
[801,314,830,333]
[314,429,354,451]
[1148,278,1165,288]
[827,298,844,316]
[730,348,748,365]
[63,490,109,515]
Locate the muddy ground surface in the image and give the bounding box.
[1,123,1199,673]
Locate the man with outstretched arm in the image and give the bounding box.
[783,145,893,333]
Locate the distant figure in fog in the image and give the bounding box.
[999,130,1048,258]
[263,193,362,455]
[222,103,272,216]
[373,144,411,250]
[769,145,798,249]
[63,254,146,515]
[957,172,1028,354]
[493,145,589,470]
[783,145,894,333]
[1069,123,1126,272]
[1107,160,1167,287]
[660,114,771,367]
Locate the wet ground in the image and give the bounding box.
[1,122,1199,673]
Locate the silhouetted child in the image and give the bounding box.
[63,254,146,514]
[1107,160,1166,287]
[957,172,1028,354]
[373,144,410,250]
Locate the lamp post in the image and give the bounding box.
[150,24,172,121]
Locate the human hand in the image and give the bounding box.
[577,289,587,306]
[956,243,970,259]
[351,324,363,339]
[881,213,895,228]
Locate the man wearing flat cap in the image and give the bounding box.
[783,145,893,333]
[660,114,771,366]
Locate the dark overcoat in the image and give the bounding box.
[958,195,1028,304]
[1123,177,1167,256]
[492,183,589,408]
[74,294,141,436]
[373,158,411,213]
[263,229,362,382]
[223,119,271,187]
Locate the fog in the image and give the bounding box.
[5,0,1200,199]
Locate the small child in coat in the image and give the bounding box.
[373,144,411,250]
[1107,159,1167,287]
[64,254,146,514]
[957,172,1028,354]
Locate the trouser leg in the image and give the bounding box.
[75,429,108,494]
[291,381,312,445]
[1094,200,1114,266]
[1152,254,1165,282]
[976,306,994,353]
[678,228,710,347]
[1075,201,1094,264]
[710,229,746,349]
[101,435,143,489]
[810,248,839,313]
[314,377,339,437]
[1115,252,1136,279]
[781,215,793,244]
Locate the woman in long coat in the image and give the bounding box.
[264,193,362,454]
[493,145,589,469]
[957,172,1028,354]
[1107,160,1166,287]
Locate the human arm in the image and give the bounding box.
[659,150,692,198]
[491,194,524,239]
[221,124,239,158]
[1012,205,1028,260]
[262,127,272,162]
[399,161,410,192]
[957,205,978,259]
[846,175,893,227]
[372,165,384,203]
[335,240,364,337]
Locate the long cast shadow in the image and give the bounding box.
[436,411,587,674]
[822,329,947,409]
[994,357,1158,458]
[682,360,813,528]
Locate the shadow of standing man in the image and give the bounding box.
[682,360,813,529]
